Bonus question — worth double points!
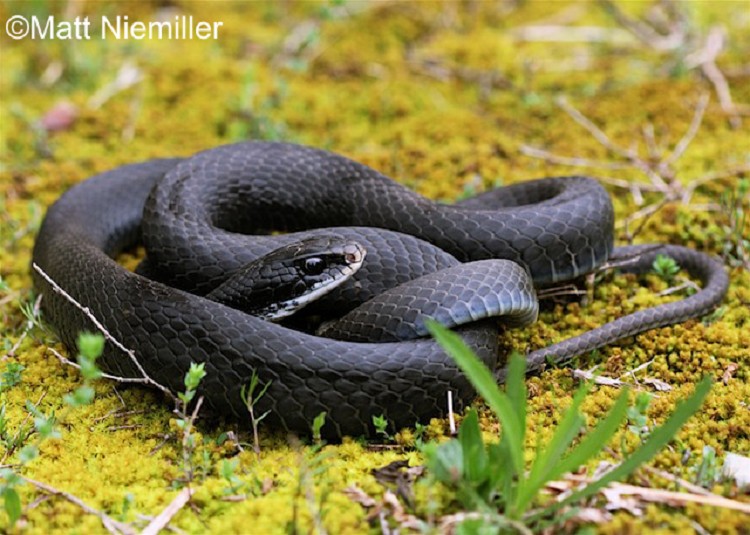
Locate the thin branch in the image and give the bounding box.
[683,165,750,203]
[106,424,143,432]
[601,0,741,130]
[641,123,662,162]
[512,25,632,44]
[140,487,193,535]
[619,358,655,380]
[619,197,671,242]
[32,263,173,400]
[687,27,742,129]
[606,482,750,513]
[521,94,745,216]
[136,513,187,534]
[518,146,662,207]
[148,434,173,457]
[546,476,750,514]
[0,289,21,307]
[556,96,670,189]
[519,144,632,171]
[641,465,715,497]
[663,92,710,169]
[48,347,167,388]
[597,0,687,52]
[92,409,146,424]
[657,279,701,297]
[537,284,587,301]
[556,97,640,164]
[447,391,456,436]
[112,386,127,409]
[21,476,136,535]
[572,368,627,388]
[88,61,143,110]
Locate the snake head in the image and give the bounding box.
[206,236,366,321]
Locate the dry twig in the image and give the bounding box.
[48,347,167,389]
[32,262,173,400]
[140,487,193,535]
[520,94,748,241]
[598,1,742,129]
[21,476,136,535]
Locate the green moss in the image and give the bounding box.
[1,0,749,532]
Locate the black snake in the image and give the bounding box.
[32,142,729,437]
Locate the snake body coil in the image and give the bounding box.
[32,142,729,437]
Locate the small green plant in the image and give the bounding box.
[241,370,272,458]
[413,421,427,450]
[63,332,104,407]
[719,178,749,270]
[179,362,207,408]
[172,362,207,488]
[118,492,135,523]
[311,411,327,447]
[372,414,392,441]
[228,67,289,141]
[18,295,42,331]
[220,458,246,495]
[626,391,653,442]
[424,319,712,530]
[0,189,42,247]
[0,405,34,464]
[703,304,727,325]
[0,363,25,392]
[652,254,680,284]
[0,469,22,526]
[693,445,719,488]
[288,441,333,534]
[1,332,105,527]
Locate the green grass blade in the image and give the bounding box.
[426,319,525,474]
[502,352,528,507]
[514,381,590,513]
[535,377,712,519]
[553,388,630,477]
[3,488,21,526]
[505,352,527,450]
[459,410,488,485]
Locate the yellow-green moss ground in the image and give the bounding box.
[1,1,748,533]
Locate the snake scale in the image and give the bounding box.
[32,142,729,437]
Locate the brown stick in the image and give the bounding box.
[32,263,173,400]
[21,476,136,535]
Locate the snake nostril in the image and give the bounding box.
[345,252,361,264]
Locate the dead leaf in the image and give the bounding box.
[571,507,614,523]
[40,102,78,132]
[573,368,625,387]
[643,377,672,391]
[602,486,645,516]
[722,363,739,385]
[343,485,377,509]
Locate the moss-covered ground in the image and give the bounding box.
[1,1,748,533]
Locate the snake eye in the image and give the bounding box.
[303,257,326,276]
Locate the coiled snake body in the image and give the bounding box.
[32,142,729,437]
